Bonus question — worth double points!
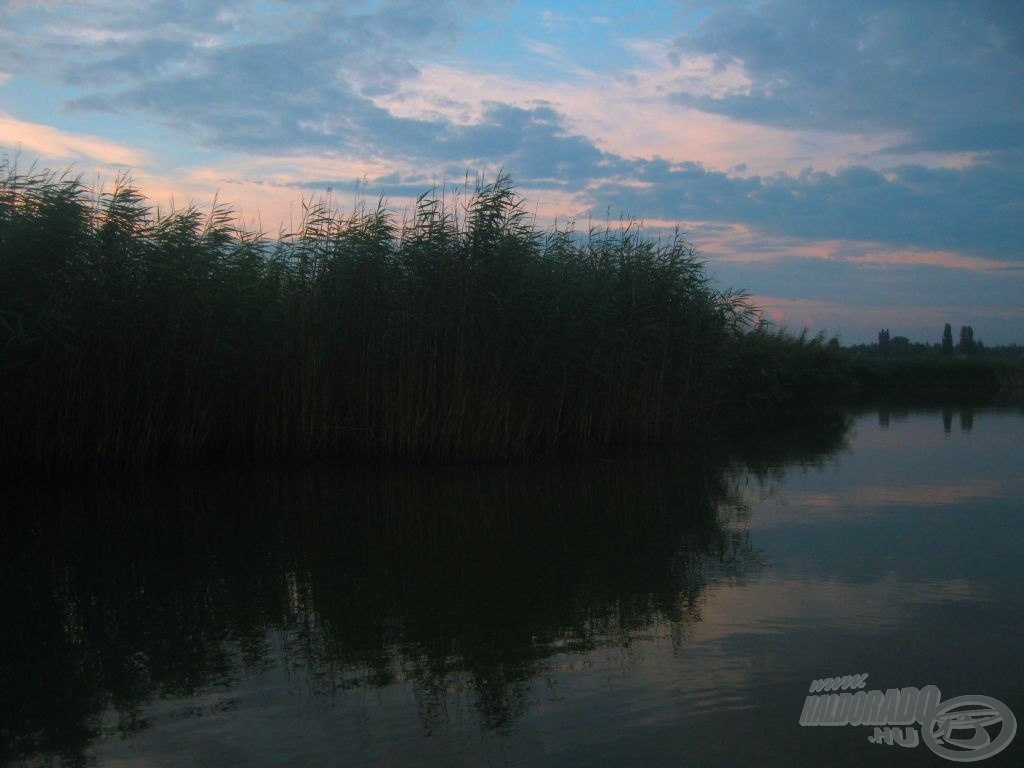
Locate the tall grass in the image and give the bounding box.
[720,326,851,411]
[2,163,797,473]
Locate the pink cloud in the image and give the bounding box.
[0,111,149,168]
[365,38,968,180]
[686,221,1020,273]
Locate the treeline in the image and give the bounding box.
[852,327,1023,360]
[1,165,853,474]
[840,327,1022,396]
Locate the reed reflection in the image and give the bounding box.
[0,412,850,765]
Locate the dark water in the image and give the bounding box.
[2,404,1022,767]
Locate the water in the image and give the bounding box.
[2,404,1022,767]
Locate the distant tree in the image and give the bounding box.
[942,323,954,355]
[890,336,911,355]
[959,325,976,356]
[878,328,890,356]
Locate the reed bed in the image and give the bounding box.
[3,163,826,473]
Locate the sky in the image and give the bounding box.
[1,0,1022,344]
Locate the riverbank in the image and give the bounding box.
[844,356,1023,399]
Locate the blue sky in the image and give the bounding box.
[2,0,1022,343]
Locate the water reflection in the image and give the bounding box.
[9,403,1014,766]
[0,412,849,765]
[875,397,1008,436]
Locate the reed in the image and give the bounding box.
[2,163,836,474]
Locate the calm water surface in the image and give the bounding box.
[2,404,1022,766]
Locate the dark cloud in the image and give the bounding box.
[61,39,195,87]
[1,1,462,114]
[671,0,1024,154]
[438,104,627,186]
[588,151,1024,261]
[69,43,620,189]
[50,2,462,154]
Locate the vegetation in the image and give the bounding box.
[0,164,756,473]
[845,355,1016,396]
[2,163,1016,474]
[859,326,1023,361]
[846,325,1023,395]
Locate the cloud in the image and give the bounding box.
[586,152,1024,261]
[684,221,1023,273]
[371,55,906,179]
[0,111,148,167]
[669,0,1024,155]
[1,1,468,148]
[435,103,625,187]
